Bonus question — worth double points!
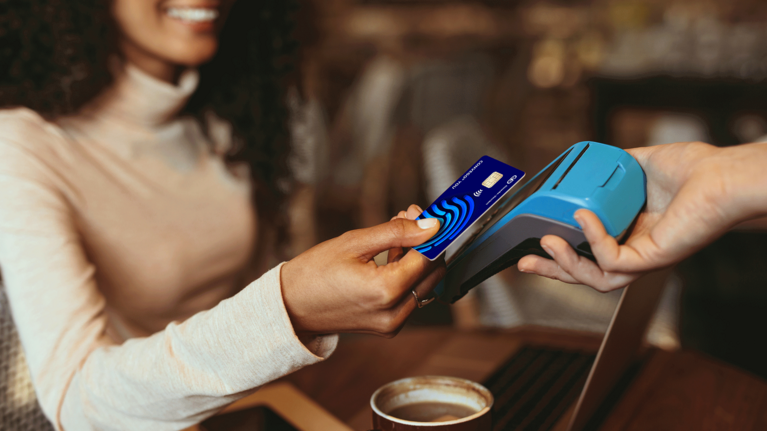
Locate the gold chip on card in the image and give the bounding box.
[482,172,503,188]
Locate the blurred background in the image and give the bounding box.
[286,0,767,380]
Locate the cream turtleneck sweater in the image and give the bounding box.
[0,63,337,430]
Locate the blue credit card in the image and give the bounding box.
[415,156,525,261]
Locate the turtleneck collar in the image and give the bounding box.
[84,61,199,128]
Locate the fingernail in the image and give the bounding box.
[415,205,424,213]
[573,213,584,228]
[541,244,555,259]
[519,266,531,273]
[417,218,439,229]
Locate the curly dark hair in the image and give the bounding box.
[0,0,298,249]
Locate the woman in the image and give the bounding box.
[0,1,443,429]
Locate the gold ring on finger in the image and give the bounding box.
[411,290,436,308]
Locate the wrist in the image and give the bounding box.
[279,260,310,336]
[718,143,767,222]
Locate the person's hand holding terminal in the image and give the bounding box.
[519,141,767,291]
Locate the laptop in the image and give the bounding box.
[473,268,670,431]
[565,267,671,431]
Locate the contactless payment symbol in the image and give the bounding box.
[414,156,525,261]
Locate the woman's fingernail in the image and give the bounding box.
[415,205,424,213]
[417,218,439,229]
[519,266,531,273]
[541,244,555,259]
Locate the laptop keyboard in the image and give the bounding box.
[483,346,596,431]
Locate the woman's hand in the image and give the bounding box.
[518,141,767,292]
[280,205,445,337]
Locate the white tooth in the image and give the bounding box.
[166,7,218,22]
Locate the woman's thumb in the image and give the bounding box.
[355,218,440,260]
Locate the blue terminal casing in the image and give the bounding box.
[434,142,647,304]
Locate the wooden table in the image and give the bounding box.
[277,326,767,431]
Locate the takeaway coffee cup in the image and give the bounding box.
[370,376,493,431]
